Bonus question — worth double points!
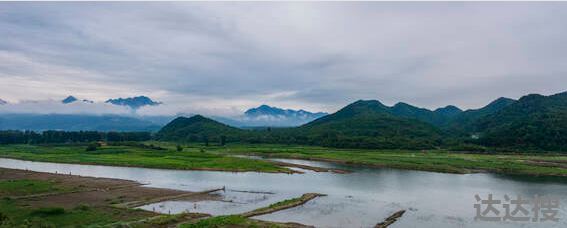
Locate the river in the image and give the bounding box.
[0,157,566,228]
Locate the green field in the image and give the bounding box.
[179,143,567,177]
[0,143,566,176]
[0,179,65,196]
[0,144,291,173]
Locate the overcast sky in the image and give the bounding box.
[1,2,566,116]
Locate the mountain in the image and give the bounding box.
[156,100,443,149]
[446,97,516,132]
[434,105,463,118]
[61,96,78,104]
[156,115,245,142]
[234,105,327,127]
[302,101,461,127]
[106,96,161,109]
[245,105,327,118]
[0,114,161,132]
[474,92,567,151]
[61,96,94,104]
[298,100,443,149]
[388,102,452,126]
[0,99,6,105]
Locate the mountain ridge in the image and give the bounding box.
[105,96,161,109]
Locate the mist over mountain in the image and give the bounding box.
[105,96,161,109]
[223,105,328,127]
[0,114,161,132]
[61,96,94,104]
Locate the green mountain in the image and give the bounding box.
[434,105,463,118]
[156,92,567,151]
[474,92,567,151]
[298,100,443,149]
[389,102,456,126]
[445,97,516,133]
[157,101,442,149]
[156,115,245,142]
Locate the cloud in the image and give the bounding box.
[0,2,566,115]
[0,100,131,115]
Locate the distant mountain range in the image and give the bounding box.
[213,105,327,127]
[105,96,161,109]
[61,96,93,104]
[0,99,6,105]
[0,114,161,132]
[157,91,567,151]
[2,91,567,151]
[57,95,161,109]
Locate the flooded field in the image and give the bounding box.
[1,157,566,228]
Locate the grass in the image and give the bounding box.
[241,193,324,218]
[0,144,292,173]
[0,179,63,196]
[180,215,283,228]
[0,142,566,176]
[0,198,149,227]
[0,177,151,227]
[180,143,567,177]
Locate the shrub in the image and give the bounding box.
[85,143,98,152]
[30,207,65,217]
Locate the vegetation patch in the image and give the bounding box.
[0,179,62,196]
[241,193,325,218]
[0,144,293,173]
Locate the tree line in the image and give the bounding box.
[0,130,151,144]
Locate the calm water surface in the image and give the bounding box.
[0,158,566,228]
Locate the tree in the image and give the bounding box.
[85,143,98,152]
[220,135,226,146]
[203,135,209,146]
[176,144,183,152]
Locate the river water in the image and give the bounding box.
[0,158,566,228]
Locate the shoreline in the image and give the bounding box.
[0,155,302,174]
[232,152,567,178]
[2,149,567,177]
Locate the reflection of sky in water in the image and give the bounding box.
[1,158,566,228]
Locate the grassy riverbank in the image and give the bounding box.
[0,168,301,227]
[0,169,161,227]
[184,143,567,176]
[1,143,566,176]
[0,144,292,173]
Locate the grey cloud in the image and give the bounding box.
[0,2,566,115]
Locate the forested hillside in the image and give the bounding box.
[156,91,567,152]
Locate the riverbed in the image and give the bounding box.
[0,157,566,228]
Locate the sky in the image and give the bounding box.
[1,2,566,116]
